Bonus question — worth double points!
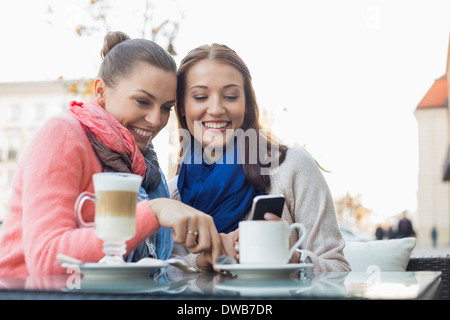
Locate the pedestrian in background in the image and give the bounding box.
[431,227,438,248]
[397,210,415,238]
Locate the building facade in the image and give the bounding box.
[0,81,82,220]
[414,37,450,246]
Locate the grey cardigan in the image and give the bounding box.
[169,147,350,272]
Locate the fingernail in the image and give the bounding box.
[264,213,274,219]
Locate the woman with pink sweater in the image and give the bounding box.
[0,32,222,277]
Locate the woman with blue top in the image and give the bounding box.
[169,43,351,272]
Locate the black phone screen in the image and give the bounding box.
[250,195,285,220]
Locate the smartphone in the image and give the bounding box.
[249,194,285,220]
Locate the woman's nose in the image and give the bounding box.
[144,109,161,128]
[207,96,225,116]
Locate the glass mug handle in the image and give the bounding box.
[288,222,307,260]
[74,191,96,228]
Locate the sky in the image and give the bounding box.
[1,0,449,220]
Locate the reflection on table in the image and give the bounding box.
[0,265,441,300]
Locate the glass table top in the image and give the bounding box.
[0,265,441,300]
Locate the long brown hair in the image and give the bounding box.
[175,44,286,190]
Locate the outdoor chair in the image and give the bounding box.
[343,238,449,299]
[406,254,450,300]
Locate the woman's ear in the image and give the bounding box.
[94,78,106,107]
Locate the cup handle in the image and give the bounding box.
[288,222,307,260]
[74,191,95,228]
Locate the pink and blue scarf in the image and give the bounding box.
[68,101,172,261]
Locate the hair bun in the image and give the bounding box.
[101,31,131,59]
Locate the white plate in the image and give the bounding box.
[214,263,313,279]
[79,262,169,279]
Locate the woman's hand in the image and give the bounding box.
[220,229,240,259]
[195,229,240,271]
[148,198,223,265]
[263,212,282,221]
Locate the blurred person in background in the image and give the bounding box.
[397,210,415,238]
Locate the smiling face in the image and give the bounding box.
[182,59,246,149]
[96,62,176,151]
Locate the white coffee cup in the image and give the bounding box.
[238,221,306,265]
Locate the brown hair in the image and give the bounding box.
[98,31,177,87]
[175,44,287,190]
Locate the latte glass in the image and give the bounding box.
[75,172,142,264]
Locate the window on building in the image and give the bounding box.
[7,134,21,161]
[7,149,17,160]
[34,104,46,121]
[10,104,22,122]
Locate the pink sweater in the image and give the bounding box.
[0,114,160,277]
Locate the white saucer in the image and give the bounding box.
[214,263,313,279]
[215,277,314,297]
[78,262,169,279]
[63,276,170,293]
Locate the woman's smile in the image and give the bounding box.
[203,120,231,132]
[128,125,153,141]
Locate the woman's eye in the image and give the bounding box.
[193,95,207,102]
[225,95,238,101]
[161,105,173,113]
[136,99,150,106]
